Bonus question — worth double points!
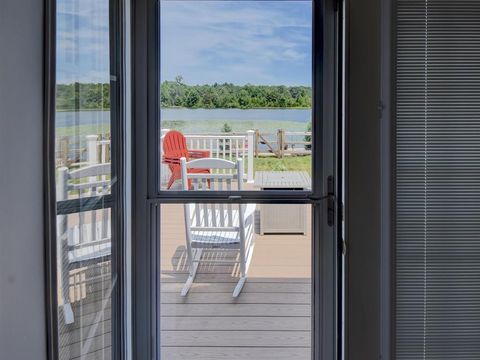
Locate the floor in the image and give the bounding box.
[58,203,312,360]
[58,262,112,360]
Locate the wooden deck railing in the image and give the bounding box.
[160,129,255,186]
[255,129,312,158]
[55,133,111,167]
[56,128,311,191]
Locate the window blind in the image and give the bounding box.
[395,1,480,359]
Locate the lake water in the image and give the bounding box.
[161,108,310,123]
[56,108,312,134]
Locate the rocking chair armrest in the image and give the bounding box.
[188,149,210,159]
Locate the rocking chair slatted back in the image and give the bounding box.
[179,157,254,297]
[181,157,244,229]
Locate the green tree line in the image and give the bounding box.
[161,76,311,109]
[56,77,312,110]
[56,83,110,111]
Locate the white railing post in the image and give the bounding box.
[56,167,69,251]
[56,166,74,324]
[57,166,69,202]
[86,135,99,196]
[246,130,255,183]
[86,134,99,165]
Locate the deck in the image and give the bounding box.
[160,203,312,360]
[58,203,312,360]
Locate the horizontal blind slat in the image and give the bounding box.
[396,1,480,359]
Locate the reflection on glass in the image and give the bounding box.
[159,0,313,191]
[56,210,112,358]
[55,0,113,358]
[160,203,312,359]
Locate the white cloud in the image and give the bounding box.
[56,0,110,83]
[160,1,312,85]
[54,0,312,85]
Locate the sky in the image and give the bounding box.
[56,0,110,84]
[56,0,312,86]
[161,1,312,86]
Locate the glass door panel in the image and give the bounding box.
[160,203,312,359]
[148,0,339,359]
[53,0,116,358]
[159,0,314,192]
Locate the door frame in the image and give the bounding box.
[43,0,129,358]
[132,0,342,359]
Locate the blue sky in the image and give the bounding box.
[161,1,312,86]
[56,0,110,84]
[57,0,312,86]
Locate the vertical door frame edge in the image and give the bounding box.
[43,0,59,357]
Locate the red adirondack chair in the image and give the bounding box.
[162,130,211,189]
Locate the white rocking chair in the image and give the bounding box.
[57,163,112,324]
[180,157,255,297]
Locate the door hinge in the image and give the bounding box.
[327,175,335,227]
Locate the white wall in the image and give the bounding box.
[0,0,47,359]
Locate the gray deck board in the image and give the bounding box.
[161,346,311,360]
[161,330,311,347]
[58,204,312,359]
[160,316,311,331]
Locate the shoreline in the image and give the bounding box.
[56,106,313,112]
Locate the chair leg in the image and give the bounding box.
[61,234,75,324]
[63,303,74,324]
[233,277,246,298]
[232,243,255,297]
[167,174,176,189]
[167,167,182,189]
[181,269,197,296]
[181,249,202,296]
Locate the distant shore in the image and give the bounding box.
[56,106,312,112]
[56,81,312,111]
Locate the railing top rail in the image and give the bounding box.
[69,180,110,191]
[68,163,111,179]
[257,131,311,136]
[184,134,247,140]
[284,131,312,135]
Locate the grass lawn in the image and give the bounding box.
[253,155,311,175]
[56,124,110,137]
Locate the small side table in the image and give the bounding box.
[254,171,311,235]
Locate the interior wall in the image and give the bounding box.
[345,0,383,358]
[0,0,46,359]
